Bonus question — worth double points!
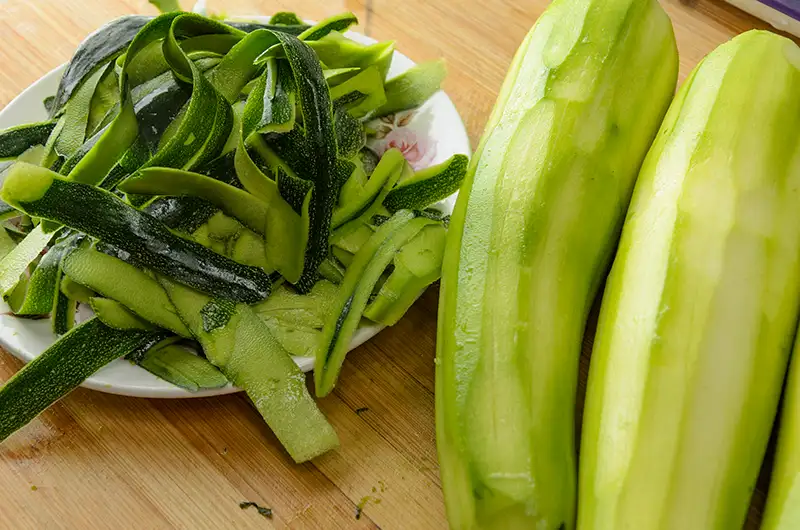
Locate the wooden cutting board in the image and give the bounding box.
[0,1,795,528]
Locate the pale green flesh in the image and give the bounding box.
[763,332,800,530]
[62,247,191,338]
[435,0,678,528]
[579,31,800,530]
[119,167,269,234]
[160,278,339,463]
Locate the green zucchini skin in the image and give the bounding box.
[14,240,65,316]
[62,247,191,338]
[578,31,800,530]
[435,0,678,528]
[119,168,268,234]
[0,318,154,442]
[373,60,446,118]
[137,344,228,391]
[315,211,433,396]
[3,164,271,304]
[0,121,57,160]
[160,277,339,463]
[383,154,468,213]
[50,15,152,115]
[90,297,154,331]
[271,32,341,293]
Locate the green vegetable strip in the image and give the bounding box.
[364,223,446,325]
[309,32,396,80]
[296,12,359,43]
[269,12,304,26]
[137,344,228,392]
[119,168,268,233]
[63,247,192,337]
[148,0,181,13]
[329,66,387,118]
[272,31,341,292]
[384,154,468,212]
[54,64,108,158]
[206,30,279,103]
[14,238,71,315]
[0,122,57,160]
[147,14,242,170]
[125,333,178,363]
[332,147,405,229]
[373,60,447,117]
[0,226,53,296]
[333,104,364,159]
[235,58,307,284]
[89,297,154,331]
[50,15,151,114]
[160,277,339,462]
[315,211,432,396]
[0,318,154,442]
[3,163,271,304]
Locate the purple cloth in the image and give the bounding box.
[758,0,800,20]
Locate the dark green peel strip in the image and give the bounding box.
[3,164,270,303]
[384,154,468,212]
[50,15,151,115]
[0,122,57,160]
[0,318,154,442]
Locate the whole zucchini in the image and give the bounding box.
[578,31,800,530]
[435,0,678,528]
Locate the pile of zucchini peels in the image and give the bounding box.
[0,10,466,463]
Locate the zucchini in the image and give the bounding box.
[373,60,446,118]
[297,12,358,42]
[334,103,365,160]
[762,330,800,530]
[159,277,339,462]
[578,31,800,530]
[118,168,268,234]
[14,241,65,315]
[50,235,85,336]
[2,163,271,303]
[364,222,446,326]
[269,12,304,26]
[89,297,154,331]
[143,151,239,233]
[50,291,76,335]
[54,65,108,158]
[137,343,228,391]
[307,31,395,80]
[50,15,151,115]
[62,247,191,337]
[59,275,95,303]
[0,226,53,296]
[238,33,340,291]
[329,66,387,118]
[268,32,340,292]
[315,210,433,396]
[436,0,678,528]
[0,122,57,160]
[383,154,468,212]
[254,281,340,357]
[332,147,405,228]
[0,318,155,442]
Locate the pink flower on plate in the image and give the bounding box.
[376,127,437,170]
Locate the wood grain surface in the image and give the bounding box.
[0,1,796,528]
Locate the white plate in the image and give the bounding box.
[0,20,470,398]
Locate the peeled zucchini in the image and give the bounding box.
[578,31,800,530]
[435,0,678,528]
